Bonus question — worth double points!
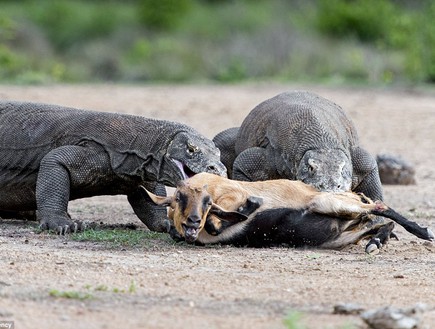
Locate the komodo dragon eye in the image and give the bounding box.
[187,142,199,153]
[308,159,318,173]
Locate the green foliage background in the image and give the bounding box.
[0,0,434,84]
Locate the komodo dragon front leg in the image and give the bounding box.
[36,145,112,234]
[37,143,172,234]
[128,181,170,233]
[351,146,384,202]
[231,147,278,181]
[350,146,388,251]
[214,128,288,182]
[212,127,239,178]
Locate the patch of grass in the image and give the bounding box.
[338,324,356,329]
[49,289,93,300]
[128,280,137,294]
[94,284,109,292]
[49,282,137,301]
[305,253,322,260]
[70,228,175,249]
[283,310,357,329]
[112,281,136,294]
[283,311,305,329]
[83,281,136,294]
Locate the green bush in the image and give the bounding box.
[0,45,24,79]
[30,0,125,50]
[0,15,15,41]
[316,0,435,83]
[403,2,435,82]
[137,0,193,30]
[1,0,435,84]
[316,0,396,42]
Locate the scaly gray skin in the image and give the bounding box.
[0,101,226,234]
[213,91,383,201]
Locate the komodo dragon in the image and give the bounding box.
[0,101,226,234]
[213,91,383,201]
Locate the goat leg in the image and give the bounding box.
[371,204,434,241]
[365,222,396,254]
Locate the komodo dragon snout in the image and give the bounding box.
[164,132,227,183]
[297,149,352,192]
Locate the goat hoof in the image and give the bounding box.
[365,238,382,254]
[390,231,400,241]
[428,228,435,241]
[365,244,380,255]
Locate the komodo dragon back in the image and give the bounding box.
[235,91,359,154]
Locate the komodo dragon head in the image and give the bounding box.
[163,132,227,185]
[297,149,352,192]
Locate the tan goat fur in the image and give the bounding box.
[144,172,386,243]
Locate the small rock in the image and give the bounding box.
[333,302,365,315]
[422,241,433,247]
[376,154,416,185]
[0,309,13,317]
[361,305,422,329]
[393,274,405,279]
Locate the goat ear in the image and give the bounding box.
[139,186,173,206]
[209,203,248,223]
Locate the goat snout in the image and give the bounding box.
[183,215,202,243]
[187,215,201,227]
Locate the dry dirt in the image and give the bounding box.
[0,83,434,329]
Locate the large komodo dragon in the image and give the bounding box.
[213,91,383,202]
[0,101,227,234]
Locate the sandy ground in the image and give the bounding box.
[0,83,434,329]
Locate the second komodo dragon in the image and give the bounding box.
[213,91,383,201]
[0,101,226,234]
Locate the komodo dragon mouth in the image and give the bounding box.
[173,159,197,180]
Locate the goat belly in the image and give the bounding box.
[221,208,343,248]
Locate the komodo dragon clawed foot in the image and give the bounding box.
[38,211,89,235]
